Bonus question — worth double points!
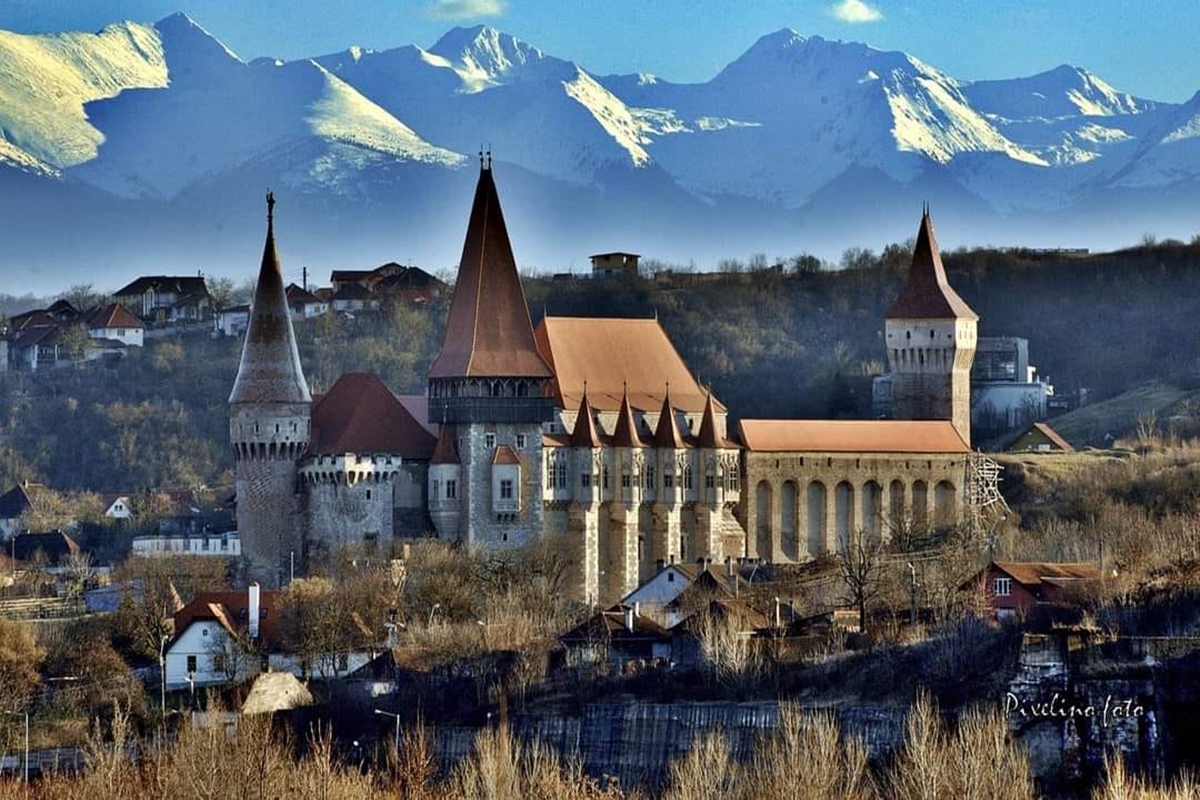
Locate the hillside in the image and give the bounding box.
[1,238,1198,494]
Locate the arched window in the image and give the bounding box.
[835,481,855,551]
[683,464,694,491]
[807,481,826,558]
[781,481,798,561]
[755,481,773,558]
[912,480,928,530]
[889,479,906,538]
[862,481,882,540]
[935,481,957,529]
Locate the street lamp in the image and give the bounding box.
[3,712,29,784]
[158,633,171,717]
[374,708,401,747]
[427,603,441,628]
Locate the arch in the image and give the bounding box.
[935,480,957,529]
[889,479,906,538]
[807,481,826,558]
[781,480,798,561]
[861,480,882,541]
[755,480,773,559]
[912,480,929,531]
[835,481,855,551]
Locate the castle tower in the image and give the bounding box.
[230,193,311,587]
[608,384,644,596]
[651,386,686,569]
[428,424,462,540]
[427,161,554,550]
[885,208,978,446]
[568,389,602,605]
[693,389,725,561]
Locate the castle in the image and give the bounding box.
[231,166,978,603]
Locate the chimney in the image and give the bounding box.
[624,606,635,632]
[248,582,261,639]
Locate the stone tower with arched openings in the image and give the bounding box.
[229,193,311,587]
[884,207,978,446]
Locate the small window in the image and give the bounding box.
[581,473,591,488]
[516,433,527,448]
[212,653,226,673]
[663,473,674,489]
[366,489,372,500]
[993,577,1012,597]
[705,475,715,489]
[446,479,457,499]
[668,572,675,583]
[500,479,514,500]
[621,473,631,488]
[485,433,496,449]
[186,655,197,674]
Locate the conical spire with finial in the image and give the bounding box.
[695,388,722,448]
[431,423,460,464]
[611,382,643,448]
[230,192,311,405]
[653,383,685,449]
[570,385,603,448]
[885,207,978,321]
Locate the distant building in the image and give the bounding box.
[83,303,145,348]
[166,584,276,689]
[970,337,1054,434]
[329,262,445,305]
[962,560,1100,621]
[330,282,376,312]
[101,494,133,520]
[1004,422,1074,453]
[113,275,211,323]
[285,283,327,319]
[10,530,82,568]
[214,305,251,338]
[132,531,240,558]
[0,482,42,537]
[590,252,640,279]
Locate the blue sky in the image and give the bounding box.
[2,0,1198,101]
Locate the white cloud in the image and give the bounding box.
[424,0,507,20]
[829,0,883,24]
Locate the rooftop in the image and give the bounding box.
[738,419,969,454]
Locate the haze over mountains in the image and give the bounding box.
[2,13,1200,293]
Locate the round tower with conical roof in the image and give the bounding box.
[885,208,978,447]
[229,193,311,587]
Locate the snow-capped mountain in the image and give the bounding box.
[0,14,1196,293]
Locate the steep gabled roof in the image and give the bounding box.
[172,589,282,649]
[886,209,978,321]
[570,390,603,448]
[610,385,644,448]
[738,419,969,454]
[653,387,686,449]
[229,193,311,406]
[428,166,552,379]
[430,425,459,465]
[0,483,38,519]
[309,373,436,459]
[695,390,723,448]
[285,283,322,306]
[84,303,143,330]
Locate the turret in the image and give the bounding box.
[230,192,311,586]
[427,160,553,549]
[428,424,462,540]
[885,207,977,446]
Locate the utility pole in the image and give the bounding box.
[908,562,918,627]
[302,266,308,292]
[374,709,401,748]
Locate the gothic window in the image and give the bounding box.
[683,465,694,490]
[646,465,656,490]
[500,480,514,500]
[622,473,631,488]
[705,474,715,490]
[663,471,673,489]
[581,473,592,489]
[602,465,609,489]
[446,480,457,500]
[546,461,556,489]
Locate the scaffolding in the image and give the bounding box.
[964,450,1011,550]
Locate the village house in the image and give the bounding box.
[83,303,144,348]
[286,283,328,319]
[1004,422,1075,453]
[0,481,46,537]
[590,252,641,279]
[113,275,212,323]
[962,560,1102,621]
[214,304,251,338]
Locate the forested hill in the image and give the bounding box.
[1,239,1198,494]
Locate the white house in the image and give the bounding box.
[165,584,273,689]
[102,494,133,520]
[620,562,744,629]
[132,531,240,557]
[84,303,145,348]
[214,305,251,338]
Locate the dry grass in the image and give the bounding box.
[1094,752,1199,800]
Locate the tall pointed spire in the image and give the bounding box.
[429,164,553,379]
[695,388,722,448]
[611,383,643,448]
[431,424,460,464]
[885,208,978,321]
[570,388,602,448]
[653,384,686,449]
[230,192,311,405]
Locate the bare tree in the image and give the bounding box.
[837,528,885,632]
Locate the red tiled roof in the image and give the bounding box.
[430,425,459,465]
[738,419,969,454]
[610,386,644,448]
[695,390,726,448]
[310,373,437,459]
[173,589,282,648]
[653,388,686,449]
[993,561,1101,586]
[1022,422,1075,452]
[429,167,552,380]
[394,395,438,437]
[885,210,978,321]
[534,316,721,414]
[570,391,603,448]
[9,311,56,332]
[492,444,521,465]
[285,283,323,306]
[84,302,143,330]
